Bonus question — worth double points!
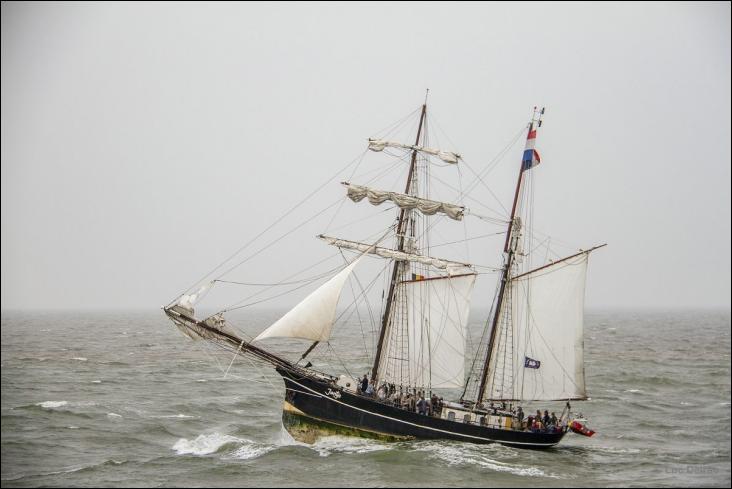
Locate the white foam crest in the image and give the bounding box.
[107,412,122,418]
[72,357,87,362]
[414,442,553,478]
[157,414,197,419]
[173,433,245,456]
[225,441,275,460]
[592,445,642,455]
[37,401,68,409]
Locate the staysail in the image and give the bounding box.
[378,273,477,389]
[367,139,461,164]
[343,183,465,221]
[483,252,591,401]
[254,256,363,342]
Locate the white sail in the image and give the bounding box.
[379,273,476,389]
[253,257,363,342]
[318,235,472,271]
[367,139,460,164]
[343,183,465,221]
[488,253,589,401]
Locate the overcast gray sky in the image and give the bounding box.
[2,2,730,311]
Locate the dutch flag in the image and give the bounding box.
[522,125,541,171]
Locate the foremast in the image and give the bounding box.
[370,101,427,382]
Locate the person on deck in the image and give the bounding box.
[417,396,427,415]
[543,410,551,428]
[365,382,374,396]
[390,388,400,406]
[516,406,524,429]
[401,393,411,410]
[550,412,558,427]
[534,410,543,430]
[360,375,369,394]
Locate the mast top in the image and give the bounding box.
[531,106,546,127]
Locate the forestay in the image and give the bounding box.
[254,257,363,342]
[343,183,465,221]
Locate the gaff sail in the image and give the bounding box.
[483,251,593,401]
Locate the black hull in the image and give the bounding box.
[277,368,566,449]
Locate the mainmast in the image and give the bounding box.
[370,100,428,382]
[475,107,544,406]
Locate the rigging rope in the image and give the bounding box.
[172,150,369,301]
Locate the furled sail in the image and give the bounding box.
[318,235,472,271]
[254,257,363,342]
[484,252,590,401]
[171,282,213,319]
[169,311,240,343]
[343,183,465,221]
[367,139,461,164]
[378,273,477,389]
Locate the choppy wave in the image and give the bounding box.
[172,432,275,460]
[1,459,129,482]
[36,401,68,409]
[309,436,393,457]
[173,433,243,455]
[413,441,556,478]
[2,310,729,487]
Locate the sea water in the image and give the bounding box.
[1,309,730,487]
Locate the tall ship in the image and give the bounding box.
[164,97,604,449]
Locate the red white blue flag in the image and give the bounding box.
[522,124,541,171]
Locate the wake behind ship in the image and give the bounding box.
[164,97,603,449]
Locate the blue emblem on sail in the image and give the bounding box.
[524,356,541,369]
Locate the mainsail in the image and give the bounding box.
[377,273,477,389]
[343,182,465,221]
[254,256,364,342]
[483,251,592,401]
